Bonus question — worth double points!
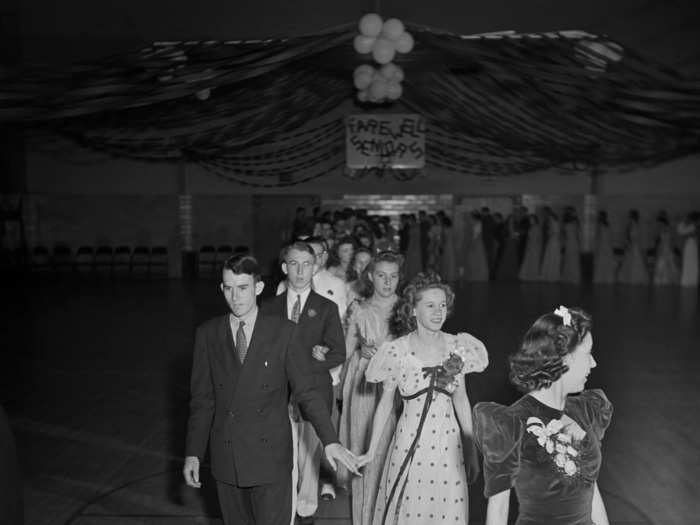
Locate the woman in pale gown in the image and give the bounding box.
[677,211,699,287]
[618,209,648,285]
[652,212,679,285]
[346,247,374,306]
[540,209,562,282]
[518,214,542,281]
[328,235,356,282]
[440,215,458,284]
[593,211,616,284]
[466,212,489,281]
[338,251,402,524]
[357,273,489,525]
[561,208,581,284]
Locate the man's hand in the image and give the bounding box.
[183,456,201,488]
[324,443,361,477]
[312,345,329,362]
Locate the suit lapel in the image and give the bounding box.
[218,315,241,376]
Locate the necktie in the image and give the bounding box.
[236,320,247,363]
[291,294,301,323]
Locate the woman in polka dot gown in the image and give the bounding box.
[357,273,489,525]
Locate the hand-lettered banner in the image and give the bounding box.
[346,114,426,169]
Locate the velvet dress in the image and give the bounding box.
[474,390,613,525]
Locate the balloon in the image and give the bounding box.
[372,38,396,64]
[358,13,383,37]
[379,63,404,81]
[386,81,403,100]
[369,78,388,100]
[195,88,211,101]
[396,32,414,53]
[353,34,375,54]
[354,64,374,79]
[357,90,369,102]
[353,71,373,90]
[382,18,405,40]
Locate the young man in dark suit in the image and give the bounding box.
[262,241,346,523]
[183,254,358,525]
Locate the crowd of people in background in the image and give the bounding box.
[286,205,700,289]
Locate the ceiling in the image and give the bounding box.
[5,0,699,75]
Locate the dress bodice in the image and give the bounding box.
[474,391,613,525]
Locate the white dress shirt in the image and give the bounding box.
[285,286,312,321]
[228,306,258,352]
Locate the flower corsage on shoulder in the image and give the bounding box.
[526,417,581,478]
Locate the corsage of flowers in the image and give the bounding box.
[434,334,489,391]
[435,352,464,391]
[526,417,580,476]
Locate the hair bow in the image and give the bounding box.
[553,306,572,326]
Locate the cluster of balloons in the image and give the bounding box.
[352,13,414,103]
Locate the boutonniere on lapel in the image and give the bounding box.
[327,290,334,296]
[307,308,317,318]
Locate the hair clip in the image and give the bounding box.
[553,306,572,327]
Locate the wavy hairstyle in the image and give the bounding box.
[509,307,592,392]
[356,250,404,299]
[390,271,454,337]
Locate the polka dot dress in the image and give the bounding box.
[366,334,474,525]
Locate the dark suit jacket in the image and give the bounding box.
[185,310,336,487]
[261,290,345,412]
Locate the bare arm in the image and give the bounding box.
[591,482,610,525]
[451,376,473,436]
[485,489,510,525]
[357,380,397,465]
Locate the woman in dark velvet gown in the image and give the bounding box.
[473,306,612,525]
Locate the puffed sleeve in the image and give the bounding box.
[455,332,489,374]
[365,339,401,386]
[473,402,523,498]
[569,389,613,441]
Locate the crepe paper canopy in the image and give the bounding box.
[1,23,699,186]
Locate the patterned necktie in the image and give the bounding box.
[291,294,301,324]
[235,320,247,363]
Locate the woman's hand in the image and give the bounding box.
[360,342,377,360]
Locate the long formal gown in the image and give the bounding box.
[465,222,489,281]
[440,226,458,283]
[366,333,489,525]
[593,224,616,284]
[426,224,442,273]
[652,225,679,285]
[677,221,699,287]
[518,222,542,281]
[474,390,613,525]
[539,219,562,282]
[618,222,648,285]
[338,298,397,525]
[560,222,581,283]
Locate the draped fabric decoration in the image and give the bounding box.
[1,23,699,186]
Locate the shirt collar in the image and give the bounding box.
[230,305,258,328]
[286,285,311,304]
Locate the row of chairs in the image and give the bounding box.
[198,245,250,277]
[30,245,169,278]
